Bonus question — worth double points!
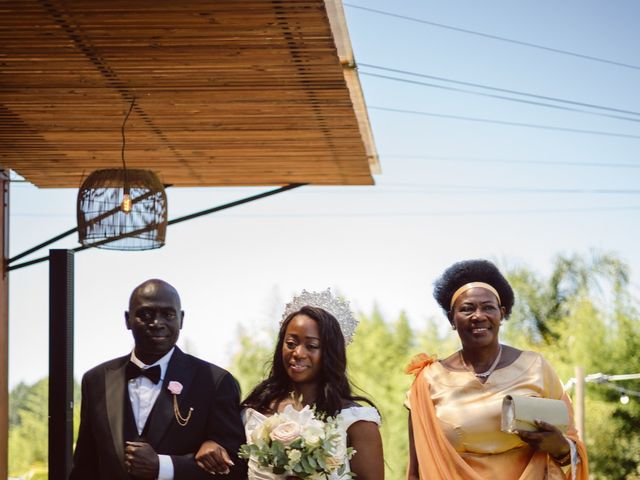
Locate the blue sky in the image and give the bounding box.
[8,0,640,387]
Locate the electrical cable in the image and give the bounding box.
[360,63,640,118]
[370,184,640,194]
[279,185,640,195]
[369,105,640,140]
[379,154,640,169]
[361,71,640,124]
[344,3,640,71]
[155,205,640,218]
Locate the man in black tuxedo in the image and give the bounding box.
[70,279,246,479]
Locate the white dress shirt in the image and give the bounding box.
[128,347,175,480]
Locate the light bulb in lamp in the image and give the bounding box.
[122,192,132,213]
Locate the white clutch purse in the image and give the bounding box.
[501,395,569,434]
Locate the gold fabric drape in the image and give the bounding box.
[406,352,589,480]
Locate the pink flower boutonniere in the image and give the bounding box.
[168,381,183,395]
[167,381,193,426]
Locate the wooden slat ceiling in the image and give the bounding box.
[0,0,379,187]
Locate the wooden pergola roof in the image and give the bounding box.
[0,0,379,187]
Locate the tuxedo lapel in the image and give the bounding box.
[145,348,197,447]
[105,358,127,469]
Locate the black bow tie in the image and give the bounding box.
[125,362,161,384]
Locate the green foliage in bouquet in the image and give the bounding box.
[239,404,355,479]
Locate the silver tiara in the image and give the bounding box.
[281,288,358,344]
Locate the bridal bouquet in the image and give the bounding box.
[239,404,355,479]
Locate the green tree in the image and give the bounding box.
[503,251,640,479]
[8,382,29,428]
[348,309,417,479]
[505,250,629,344]
[8,378,81,479]
[8,378,48,477]
[415,313,459,359]
[583,305,640,480]
[230,325,274,400]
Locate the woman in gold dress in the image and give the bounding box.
[406,259,588,480]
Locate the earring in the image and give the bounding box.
[451,324,456,330]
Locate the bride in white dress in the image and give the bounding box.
[196,290,384,480]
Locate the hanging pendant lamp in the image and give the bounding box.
[77,99,168,250]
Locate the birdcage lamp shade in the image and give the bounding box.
[77,169,168,250]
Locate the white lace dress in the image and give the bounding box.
[242,405,381,480]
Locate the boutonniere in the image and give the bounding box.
[167,381,193,427]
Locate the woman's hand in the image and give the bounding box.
[195,440,234,475]
[516,419,570,460]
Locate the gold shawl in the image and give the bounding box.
[406,352,589,480]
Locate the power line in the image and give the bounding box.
[159,205,640,218]
[376,184,640,195]
[344,3,640,72]
[369,105,640,140]
[360,63,640,119]
[10,184,640,223]
[10,186,640,220]
[238,186,640,196]
[10,206,640,222]
[293,185,640,195]
[361,71,640,124]
[380,154,640,169]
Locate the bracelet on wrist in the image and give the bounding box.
[552,449,572,466]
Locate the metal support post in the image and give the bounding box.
[49,249,75,479]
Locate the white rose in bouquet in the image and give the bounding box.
[270,421,302,445]
[301,418,325,446]
[240,404,355,479]
[250,424,270,448]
